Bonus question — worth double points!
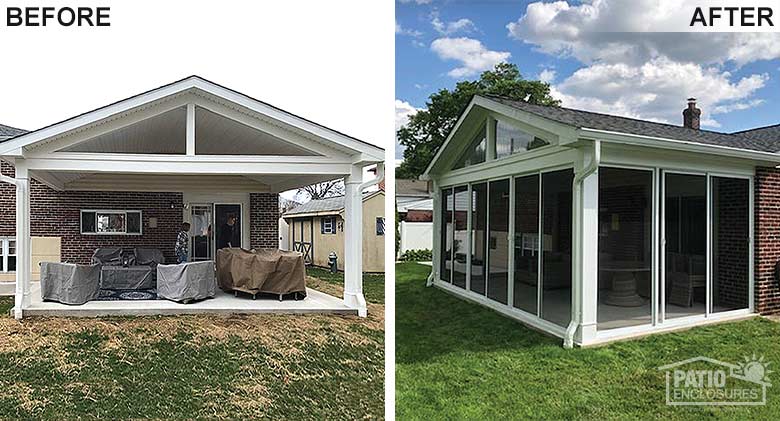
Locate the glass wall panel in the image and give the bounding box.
[440,188,453,283]
[470,182,488,295]
[453,186,469,288]
[664,173,706,319]
[513,174,540,314]
[453,124,486,170]
[711,177,750,313]
[597,167,653,330]
[540,169,574,327]
[495,119,550,159]
[487,179,510,304]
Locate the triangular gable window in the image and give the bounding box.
[495,119,549,159]
[452,123,486,170]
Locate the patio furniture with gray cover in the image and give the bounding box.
[157,261,217,303]
[40,262,101,305]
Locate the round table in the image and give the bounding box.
[600,262,650,307]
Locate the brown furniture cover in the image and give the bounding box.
[216,248,306,295]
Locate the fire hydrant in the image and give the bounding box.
[328,252,338,273]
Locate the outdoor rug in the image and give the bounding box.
[96,288,158,301]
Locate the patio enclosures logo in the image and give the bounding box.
[659,355,772,406]
[2,5,110,27]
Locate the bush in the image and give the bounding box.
[400,249,432,262]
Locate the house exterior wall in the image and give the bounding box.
[754,167,780,315]
[1,161,279,271]
[402,209,433,222]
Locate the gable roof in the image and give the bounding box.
[283,190,383,218]
[0,76,384,160]
[485,95,779,153]
[0,124,27,140]
[396,179,430,198]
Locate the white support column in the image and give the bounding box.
[579,168,599,344]
[344,164,367,317]
[14,162,31,320]
[428,180,441,286]
[186,103,196,155]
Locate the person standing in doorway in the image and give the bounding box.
[176,222,191,263]
[218,215,237,249]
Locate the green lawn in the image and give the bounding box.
[396,262,780,420]
[307,266,385,304]
[0,271,384,419]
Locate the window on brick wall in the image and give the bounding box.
[1,238,16,272]
[81,210,143,235]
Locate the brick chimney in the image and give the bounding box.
[683,97,701,130]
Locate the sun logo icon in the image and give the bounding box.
[735,354,772,385]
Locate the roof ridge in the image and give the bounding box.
[480,94,739,139]
[731,122,780,135]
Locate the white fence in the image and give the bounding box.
[399,221,433,255]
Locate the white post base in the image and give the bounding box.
[344,292,368,317]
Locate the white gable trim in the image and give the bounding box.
[0,76,384,161]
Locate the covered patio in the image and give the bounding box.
[0,76,384,319]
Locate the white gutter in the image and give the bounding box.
[564,140,600,349]
[360,163,385,191]
[580,128,780,164]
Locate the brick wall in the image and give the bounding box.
[402,209,433,222]
[712,177,750,310]
[250,193,279,249]
[755,167,780,314]
[2,161,280,265]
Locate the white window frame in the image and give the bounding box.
[80,210,143,235]
[1,238,16,273]
[321,216,337,235]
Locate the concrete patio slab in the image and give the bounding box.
[22,283,356,317]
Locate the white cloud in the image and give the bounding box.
[552,58,768,128]
[431,37,511,78]
[539,68,556,83]
[507,0,775,127]
[396,20,423,37]
[396,99,422,158]
[507,0,780,65]
[432,16,477,35]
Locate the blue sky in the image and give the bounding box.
[395,0,780,159]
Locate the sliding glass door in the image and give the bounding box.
[513,174,540,314]
[663,172,707,320]
[440,188,453,283]
[487,179,510,304]
[453,186,469,289]
[658,172,750,323]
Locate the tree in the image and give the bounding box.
[396,62,560,179]
[297,179,345,201]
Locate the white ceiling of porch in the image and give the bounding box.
[56,105,323,157]
[60,107,187,154]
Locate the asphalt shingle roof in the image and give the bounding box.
[0,124,27,140]
[484,95,780,154]
[283,191,379,217]
[396,179,430,198]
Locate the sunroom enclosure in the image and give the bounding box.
[426,97,767,346]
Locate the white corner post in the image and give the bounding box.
[565,142,600,348]
[344,164,367,317]
[427,180,440,287]
[14,161,31,320]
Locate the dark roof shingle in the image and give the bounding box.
[484,95,780,154]
[0,124,27,140]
